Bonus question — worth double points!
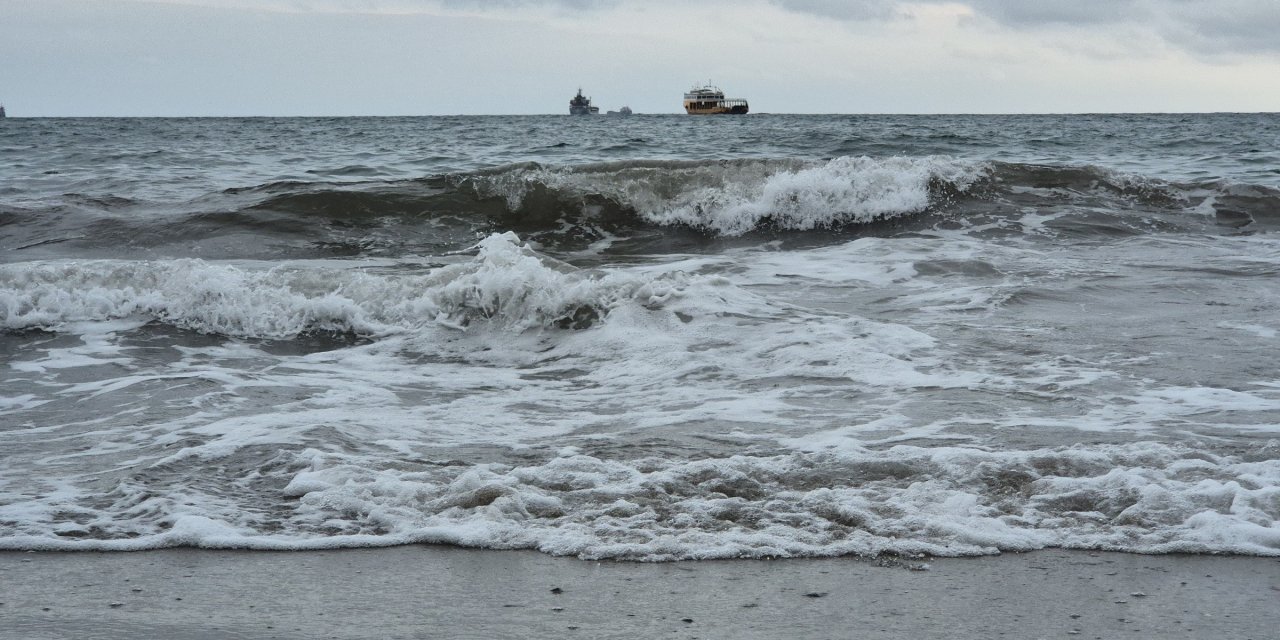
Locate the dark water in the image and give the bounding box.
[2,114,1279,559]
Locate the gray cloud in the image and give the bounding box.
[961,0,1146,26]
[432,0,620,7]
[979,0,1280,55]
[136,0,623,13]
[1160,0,1280,55]
[768,0,899,21]
[769,0,1280,56]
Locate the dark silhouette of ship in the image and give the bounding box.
[0,104,6,118]
[569,88,599,115]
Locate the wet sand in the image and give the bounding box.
[1,547,1276,639]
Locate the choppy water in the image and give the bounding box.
[2,114,1279,560]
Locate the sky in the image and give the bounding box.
[3,0,1279,116]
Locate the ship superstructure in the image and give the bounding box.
[683,85,748,115]
[569,88,599,115]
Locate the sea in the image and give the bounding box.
[1,114,1278,561]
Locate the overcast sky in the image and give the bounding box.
[3,0,1279,116]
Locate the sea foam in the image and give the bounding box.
[3,443,1277,559]
[463,156,987,235]
[0,233,678,337]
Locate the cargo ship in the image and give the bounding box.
[683,85,748,115]
[569,89,599,115]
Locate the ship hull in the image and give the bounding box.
[685,105,748,115]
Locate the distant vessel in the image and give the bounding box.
[683,84,748,115]
[606,106,633,116]
[0,104,6,118]
[569,89,599,115]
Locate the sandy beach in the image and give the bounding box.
[2,547,1276,639]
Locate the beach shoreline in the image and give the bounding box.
[2,547,1276,639]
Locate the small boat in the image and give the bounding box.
[569,89,599,115]
[606,106,633,116]
[683,84,748,115]
[0,104,6,118]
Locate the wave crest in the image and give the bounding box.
[459,156,988,235]
[0,233,677,337]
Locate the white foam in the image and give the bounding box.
[641,156,983,235]
[467,156,988,235]
[0,233,675,338]
[4,230,1279,560]
[1219,322,1277,339]
[3,443,1277,559]
[0,394,44,413]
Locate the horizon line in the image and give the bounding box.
[3,111,1279,118]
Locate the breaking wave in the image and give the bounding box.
[3,442,1277,559]
[456,156,989,235]
[8,157,1279,262]
[0,233,679,336]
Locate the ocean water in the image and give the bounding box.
[2,114,1279,560]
